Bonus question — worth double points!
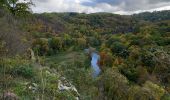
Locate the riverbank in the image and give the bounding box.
[44,51,99,99]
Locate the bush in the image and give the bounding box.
[106,36,120,47]
[100,68,129,100]
[33,38,49,56]
[99,51,113,69]
[120,66,138,83]
[141,52,156,68]
[87,37,101,47]
[12,65,35,79]
[161,94,170,100]
[76,38,87,49]
[143,81,165,100]
[48,37,63,52]
[128,81,165,100]
[154,37,170,46]
[111,42,129,58]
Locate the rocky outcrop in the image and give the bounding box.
[58,77,80,100]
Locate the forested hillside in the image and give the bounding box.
[0,1,170,99]
[133,10,170,22]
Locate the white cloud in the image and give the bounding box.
[114,5,170,15]
[31,0,170,14]
[32,0,90,13]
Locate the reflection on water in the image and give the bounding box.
[91,52,101,77]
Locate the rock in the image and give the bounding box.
[26,82,38,93]
[2,91,19,100]
[30,49,36,62]
[27,48,36,62]
[58,77,80,99]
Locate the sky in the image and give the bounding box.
[30,0,170,15]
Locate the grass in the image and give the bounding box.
[0,51,93,99]
[45,51,86,66]
[44,51,99,99]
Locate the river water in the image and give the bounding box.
[85,49,101,77]
[91,52,101,77]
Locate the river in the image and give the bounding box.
[91,52,101,77]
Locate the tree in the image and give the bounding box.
[0,0,33,16]
[100,69,129,100]
[0,0,7,8]
[63,34,72,47]
[128,81,165,100]
[143,81,165,100]
[99,50,113,70]
[111,42,129,58]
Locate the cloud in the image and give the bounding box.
[83,0,170,11]
[31,0,170,14]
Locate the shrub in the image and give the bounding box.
[128,81,165,100]
[100,68,129,100]
[120,66,138,83]
[106,36,120,47]
[141,52,156,68]
[143,81,165,100]
[76,38,87,49]
[48,37,63,52]
[154,37,170,46]
[111,42,129,58]
[12,65,35,79]
[161,94,170,100]
[33,38,49,56]
[87,37,101,47]
[99,51,113,69]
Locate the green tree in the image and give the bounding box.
[0,0,7,8]
[0,0,33,16]
[111,42,129,58]
[101,69,129,100]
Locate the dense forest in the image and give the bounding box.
[0,0,170,100]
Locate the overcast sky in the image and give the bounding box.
[31,0,170,15]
